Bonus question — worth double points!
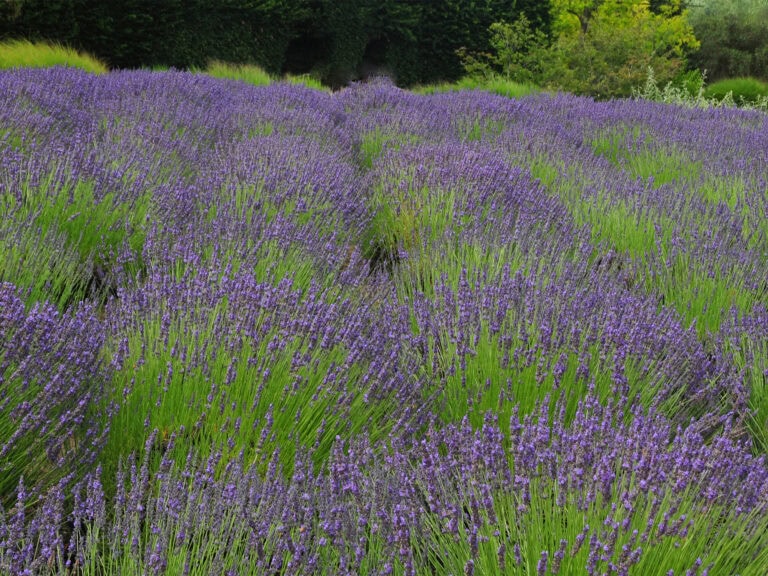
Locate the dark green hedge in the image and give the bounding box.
[0,0,551,86]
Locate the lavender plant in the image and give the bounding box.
[0,68,766,575]
[98,260,427,493]
[719,307,768,451]
[3,396,768,575]
[0,283,109,508]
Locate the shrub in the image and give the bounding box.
[544,0,699,99]
[0,284,109,508]
[633,67,768,111]
[459,2,699,100]
[688,0,768,82]
[0,39,107,73]
[5,397,768,575]
[633,66,714,108]
[673,68,706,97]
[456,14,551,86]
[704,77,768,104]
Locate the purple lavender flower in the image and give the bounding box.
[538,550,549,576]
[1,65,767,576]
[0,283,108,506]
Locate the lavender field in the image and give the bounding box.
[1,67,767,575]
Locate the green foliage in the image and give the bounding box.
[417,0,550,85]
[0,38,107,73]
[487,16,550,83]
[1,0,309,71]
[413,75,538,99]
[634,67,768,111]
[1,172,150,310]
[635,67,755,110]
[0,0,79,46]
[282,0,423,86]
[417,0,492,84]
[415,1,546,84]
[673,67,706,97]
[456,14,551,84]
[197,59,272,87]
[307,0,514,87]
[545,0,699,98]
[458,0,699,99]
[101,0,307,71]
[371,0,423,85]
[0,0,553,86]
[704,77,768,104]
[0,0,24,24]
[688,0,768,82]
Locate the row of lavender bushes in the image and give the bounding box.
[1,67,767,574]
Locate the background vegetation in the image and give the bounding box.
[687,0,768,83]
[455,0,699,99]
[0,38,106,72]
[2,0,767,97]
[0,0,549,87]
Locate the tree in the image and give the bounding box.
[546,0,699,98]
[687,0,768,81]
[457,14,550,84]
[1,0,80,46]
[418,0,551,84]
[0,0,25,34]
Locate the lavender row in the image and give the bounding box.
[3,395,767,575]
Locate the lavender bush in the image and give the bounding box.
[0,283,109,507]
[0,68,767,574]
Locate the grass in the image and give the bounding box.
[526,130,765,337]
[421,474,768,575]
[96,255,409,497]
[192,61,330,91]
[1,172,150,310]
[563,188,760,336]
[0,39,107,73]
[726,334,768,452]
[591,129,702,187]
[283,73,329,92]
[195,59,272,87]
[413,75,538,98]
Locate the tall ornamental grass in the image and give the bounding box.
[0,40,107,74]
[196,60,272,87]
[413,75,538,99]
